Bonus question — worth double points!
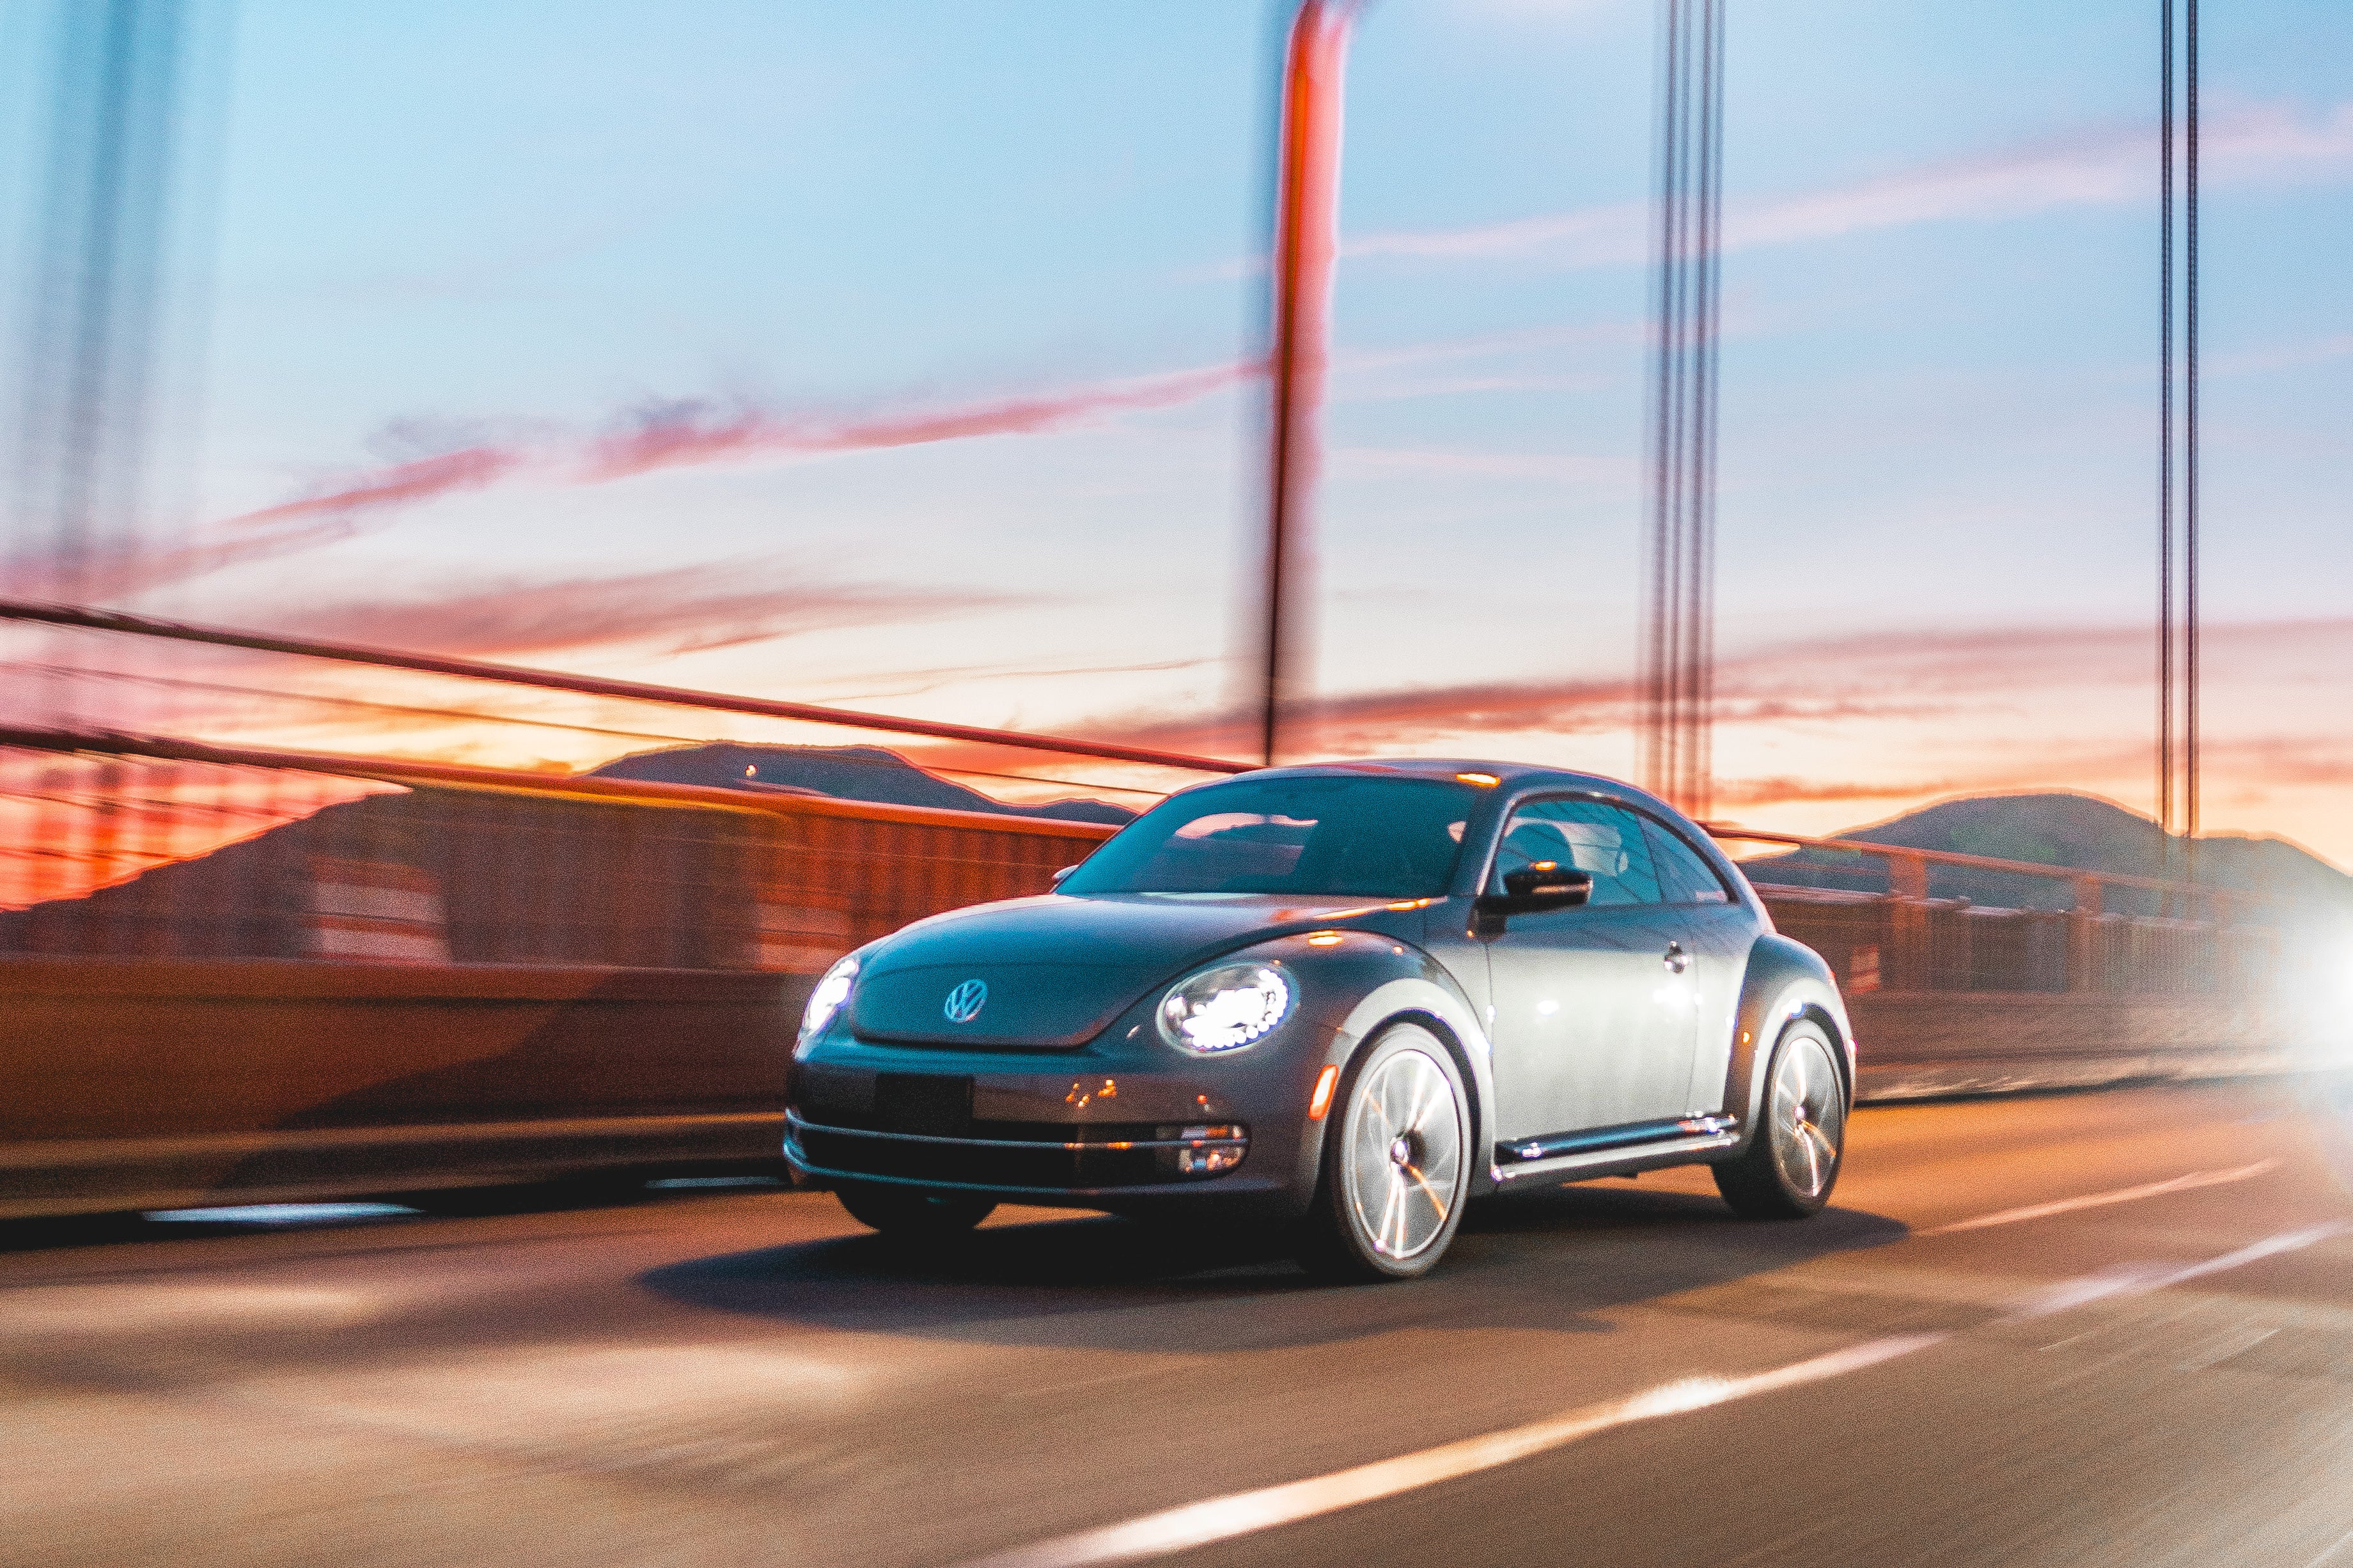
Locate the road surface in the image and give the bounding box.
[5,1076,2352,1568]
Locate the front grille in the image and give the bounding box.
[788,1114,1248,1191]
[873,1073,971,1137]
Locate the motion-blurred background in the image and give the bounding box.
[3,0,2347,854]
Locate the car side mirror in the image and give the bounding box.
[1049,865,1077,887]
[1473,864,1593,932]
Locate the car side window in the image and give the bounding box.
[1489,798,1663,907]
[1641,817,1733,905]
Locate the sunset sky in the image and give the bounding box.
[6,1,2350,866]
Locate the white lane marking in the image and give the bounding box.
[2005,1223,2346,1319]
[957,1336,1940,1568]
[2303,1523,2353,1568]
[957,1222,2348,1568]
[1923,1159,2281,1235]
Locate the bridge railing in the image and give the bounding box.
[0,732,1116,972]
[4,599,2291,995]
[1,728,2286,1005]
[1709,827,2285,1000]
[0,722,2311,1215]
[0,729,1139,1218]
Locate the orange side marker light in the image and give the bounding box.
[1308,1063,1341,1121]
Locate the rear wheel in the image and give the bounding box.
[1296,1023,1471,1282]
[1714,1020,1847,1219]
[834,1181,996,1238]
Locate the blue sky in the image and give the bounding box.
[9,0,2350,861]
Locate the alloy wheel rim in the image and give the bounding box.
[1341,1048,1463,1259]
[1769,1035,1844,1199]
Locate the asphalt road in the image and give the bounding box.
[6,1077,2353,1568]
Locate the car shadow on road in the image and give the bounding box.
[639,1183,1909,1354]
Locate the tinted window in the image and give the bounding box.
[1490,798,1662,906]
[1642,818,1733,904]
[1061,776,1474,897]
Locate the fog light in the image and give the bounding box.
[1177,1144,1246,1176]
[1160,1123,1247,1177]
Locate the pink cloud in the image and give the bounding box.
[259,565,1018,659]
[586,362,1256,481]
[8,362,1260,607]
[1346,98,2353,266]
[216,445,526,531]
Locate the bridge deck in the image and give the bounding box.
[3,1076,2349,1568]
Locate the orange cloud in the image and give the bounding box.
[1711,775,1971,809]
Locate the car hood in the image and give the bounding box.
[850,892,1414,1048]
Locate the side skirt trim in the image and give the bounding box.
[1489,1126,1739,1185]
[1493,1113,1736,1168]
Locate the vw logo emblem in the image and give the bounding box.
[942,979,988,1024]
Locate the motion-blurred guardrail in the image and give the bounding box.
[0,730,2304,1217]
[0,598,2320,1217]
[0,729,1118,1218]
[1713,828,2296,1100]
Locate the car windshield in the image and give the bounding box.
[1059,775,1476,897]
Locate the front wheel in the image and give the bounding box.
[834,1182,996,1238]
[1714,1020,1847,1220]
[1296,1023,1473,1282]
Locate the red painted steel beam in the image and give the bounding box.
[0,599,1253,776]
[1259,0,1358,766]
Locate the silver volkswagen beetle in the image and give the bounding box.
[785,759,1854,1281]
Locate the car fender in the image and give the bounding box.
[1281,946,1499,1200]
[1719,932,1856,1155]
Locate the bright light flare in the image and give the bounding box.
[1158,962,1294,1055]
[797,954,859,1054]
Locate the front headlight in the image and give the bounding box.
[797,954,859,1055]
[1157,961,1294,1055]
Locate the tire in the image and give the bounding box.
[1296,1023,1473,1282]
[834,1181,996,1238]
[1714,1020,1847,1220]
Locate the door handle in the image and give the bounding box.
[1662,941,1691,974]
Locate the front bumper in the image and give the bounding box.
[784,1035,1333,1215]
[787,1110,1249,1193]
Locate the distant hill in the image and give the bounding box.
[1,743,1136,959]
[1742,792,2353,919]
[588,742,1138,826]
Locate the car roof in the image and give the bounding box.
[1232,757,1682,813]
[1159,758,1752,904]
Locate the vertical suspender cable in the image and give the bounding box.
[1691,0,1723,821]
[2157,0,2175,857]
[1664,0,1689,806]
[1639,0,1721,818]
[2184,0,2200,857]
[1641,0,1684,800]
